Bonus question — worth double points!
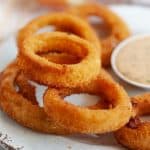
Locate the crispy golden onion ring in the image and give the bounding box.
[17,13,100,52]
[17,13,101,67]
[44,70,132,134]
[115,93,150,150]
[68,3,130,67]
[17,32,100,87]
[0,62,72,134]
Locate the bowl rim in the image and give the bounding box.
[111,34,150,89]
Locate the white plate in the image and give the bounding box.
[0,5,149,150]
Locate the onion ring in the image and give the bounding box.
[115,93,150,150]
[68,3,130,67]
[17,13,100,52]
[44,69,132,134]
[0,62,72,134]
[17,13,101,68]
[17,32,100,87]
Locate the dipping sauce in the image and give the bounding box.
[116,37,150,85]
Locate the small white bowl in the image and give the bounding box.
[111,34,150,89]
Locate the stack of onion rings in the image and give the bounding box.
[0,4,136,147]
[68,3,130,67]
[115,93,150,150]
[17,32,100,87]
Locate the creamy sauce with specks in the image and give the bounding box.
[116,37,150,85]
